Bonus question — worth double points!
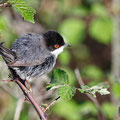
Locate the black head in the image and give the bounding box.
[43,31,65,51]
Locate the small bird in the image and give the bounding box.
[0,31,71,83]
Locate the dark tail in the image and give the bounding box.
[0,42,17,64]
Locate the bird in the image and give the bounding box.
[0,31,71,84]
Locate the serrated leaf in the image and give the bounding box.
[58,86,76,101]
[78,85,110,97]
[7,0,36,23]
[47,69,69,90]
[51,69,69,85]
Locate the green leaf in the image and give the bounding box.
[89,18,113,44]
[51,69,69,84]
[113,83,120,98]
[58,86,76,101]
[58,19,86,45]
[78,85,110,97]
[47,69,69,90]
[91,3,108,17]
[102,102,116,119]
[60,67,76,85]
[7,0,36,23]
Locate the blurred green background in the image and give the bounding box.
[0,0,120,120]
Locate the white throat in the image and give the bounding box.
[51,46,64,58]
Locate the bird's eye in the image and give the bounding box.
[54,44,59,48]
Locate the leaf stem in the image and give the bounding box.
[43,96,60,112]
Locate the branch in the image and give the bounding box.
[15,78,47,120]
[74,68,106,120]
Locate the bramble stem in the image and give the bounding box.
[15,78,47,120]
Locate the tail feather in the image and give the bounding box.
[0,42,17,63]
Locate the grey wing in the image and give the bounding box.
[10,33,51,66]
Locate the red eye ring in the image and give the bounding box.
[54,44,59,48]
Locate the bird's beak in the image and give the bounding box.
[65,43,72,47]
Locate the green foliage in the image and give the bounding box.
[82,65,104,80]
[58,19,86,45]
[89,18,113,44]
[0,15,18,47]
[79,102,98,116]
[58,86,76,101]
[52,100,98,120]
[47,69,76,101]
[113,83,120,98]
[46,69,68,90]
[47,69,110,100]
[52,100,81,120]
[60,67,76,85]
[2,97,17,120]
[58,50,71,65]
[19,105,29,120]
[91,4,108,17]
[49,68,69,85]
[102,102,117,119]
[0,1,114,119]
[78,85,110,97]
[7,0,36,23]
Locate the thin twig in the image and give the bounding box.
[74,68,106,120]
[0,79,13,82]
[43,96,60,112]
